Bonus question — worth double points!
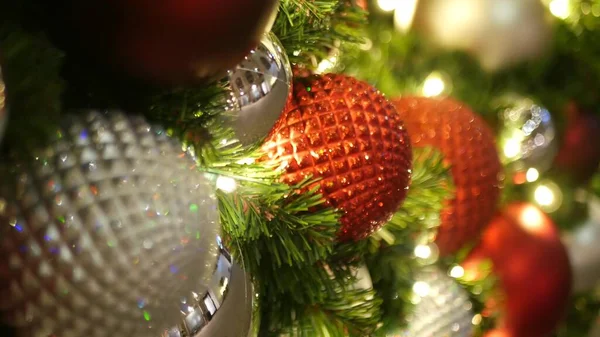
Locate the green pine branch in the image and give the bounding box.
[275,0,367,67]
[372,147,453,247]
[263,266,383,337]
[365,146,453,333]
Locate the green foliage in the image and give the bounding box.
[274,0,367,67]
[342,6,600,129]
[209,143,452,336]
[554,291,600,337]
[366,147,453,334]
[0,20,64,152]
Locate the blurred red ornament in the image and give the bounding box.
[355,0,368,10]
[476,202,572,337]
[68,0,279,84]
[393,96,502,255]
[263,74,412,241]
[554,103,600,182]
[483,329,512,337]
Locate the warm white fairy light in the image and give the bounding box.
[449,265,465,279]
[216,176,238,193]
[422,72,447,97]
[414,244,432,259]
[535,185,555,206]
[503,138,522,159]
[393,0,419,32]
[413,281,430,297]
[316,55,338,74]
[533,181,563,213]
[549,0,572,19]
[526,167,540,182]
[377,0,399,12]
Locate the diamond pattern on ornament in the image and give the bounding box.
[0,112,220,337]
[263,74,412,241]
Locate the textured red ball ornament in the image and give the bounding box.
[476,203,572,337]
[393,96,502,255]
[68,0,279,84]
[263,74,412,241]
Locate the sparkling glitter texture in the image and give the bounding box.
[263,74,412,241]
[400,267,474,337]
[224,32,292,146]
[393,97,502,255]
[0,111,227,337]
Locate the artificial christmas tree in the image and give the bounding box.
[1,0,599,336]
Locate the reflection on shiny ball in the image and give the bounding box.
[498,95,557,177]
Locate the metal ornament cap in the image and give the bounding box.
[223,32,292,146]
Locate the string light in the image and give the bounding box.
[413,281,431,297]
[393,0,419,32]
[316,55,338,74]
[472,314,482,325]
[533,181,563,213]
[449,265,465,279]
[216,176,238,193]
[414,244,432,259]
[422,72,450,97]
[549,0,572,19]
[503,137,522,159]
[534,185,555,206]
[377,0,399,12]
[413,243,439,264]
[526,168,540,182]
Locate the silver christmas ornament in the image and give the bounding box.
[497,95,557,177]
[223,32,292,146]
[398,267,473,337]
[0,111,255,337]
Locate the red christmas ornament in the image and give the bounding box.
[263,74,412,241]
[67,0,279,84]
[471,203,572,337]
[393,96,502,255]
[554,102,600,182]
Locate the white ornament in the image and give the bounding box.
[223,32,292,146]
[398,267,473,337]
[564,196,600,292]
[416,0,553,71]
[0,111,253,337]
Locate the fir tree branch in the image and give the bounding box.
[275,0,367,67]
[363,147,453,333]
[374,147,453,245]
[264,266,383,337]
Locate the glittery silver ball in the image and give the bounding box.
[399,267,473,337]
[0,66,7,144]
[0,111,254,337]
[498,95,557,176]
[223,32,292,146]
